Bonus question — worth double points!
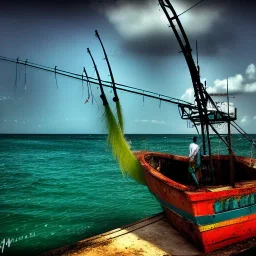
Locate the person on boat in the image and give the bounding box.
[189,137,202,188]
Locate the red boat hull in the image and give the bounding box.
[139,151,256,253]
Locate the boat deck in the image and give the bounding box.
[40,213,256,256]
[205,180,256,192]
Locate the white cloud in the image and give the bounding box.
[151,120,167,125]
[104,1,221,41]
[212,101,235,116]
[245,64,256,80]
[253,116,256,120]
[135,119,167,125]
[207,74,244,94]
[0,96,22,101]
[181,88,194,103]
[241,116,248,123]
[182,64,256,101]
[208,64,256,94]
[244,82,256,92]
[135,119,149,123]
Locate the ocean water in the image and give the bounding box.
[1,134,255,255]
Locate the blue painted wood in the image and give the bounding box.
[155,194,256,226]
[249,194,255,205]
[224,198,230,211]
[214,201,223,213]
[229,198,239,210]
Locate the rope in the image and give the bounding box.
[84,80,90,104]
[177,0,205,17]
[14,58,19,91]
[54,66,58,89]
[24,59,28,90]
[81,72,84,98]
[250,141,255,167]
[89,84,94,105]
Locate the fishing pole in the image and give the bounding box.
[95,30,124,131]
[87,48,108,106]
[95,30,118,102]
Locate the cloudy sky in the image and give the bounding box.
[0,0,256,134]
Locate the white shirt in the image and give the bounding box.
[189,142,200,161]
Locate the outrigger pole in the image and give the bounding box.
[227,78,235,187]
[0,55,195,110]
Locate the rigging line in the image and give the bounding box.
[83,67,91,104]
[54,66,59,89]
[250,141,255,166]
[89,84,94,105]
[177,0,205,17]
[0,55,195,108]
[24,59,28,90]
[0,55,193,106]
[87,81,90,98]
[22,59,84,79]
[18,61,21,81]
[102,80,192,105]
[0,55,87,79]
[84,80,90,104]
[90,85,98,106]
[82,72,84,98]
[231,122,255,144]
[85,66,94,105]
[14,57,19,91]
[209,123,236,156]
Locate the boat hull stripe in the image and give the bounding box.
[155,194,256,226]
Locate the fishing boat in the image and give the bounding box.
[136,0,256,253]
[1,1,255,253]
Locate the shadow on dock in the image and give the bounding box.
[40,212,256,256]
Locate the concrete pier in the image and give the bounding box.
[41,212,256,256]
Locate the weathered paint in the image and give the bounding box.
[214,194,256,213]
[202,215,256,252]
[198,213,256,232]
[163,204,256,253]
[139,151,256,253]
[155,193,256,226]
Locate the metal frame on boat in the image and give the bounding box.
[137,0,256,253]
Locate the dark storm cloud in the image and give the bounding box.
[1,0,94,17]
[2,0,256,56]
[102,0,256,57]
[122,14,236,56]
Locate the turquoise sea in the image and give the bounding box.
[1,134,256,255]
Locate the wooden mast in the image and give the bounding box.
[159,0,214,179]
[227,78,235,187]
